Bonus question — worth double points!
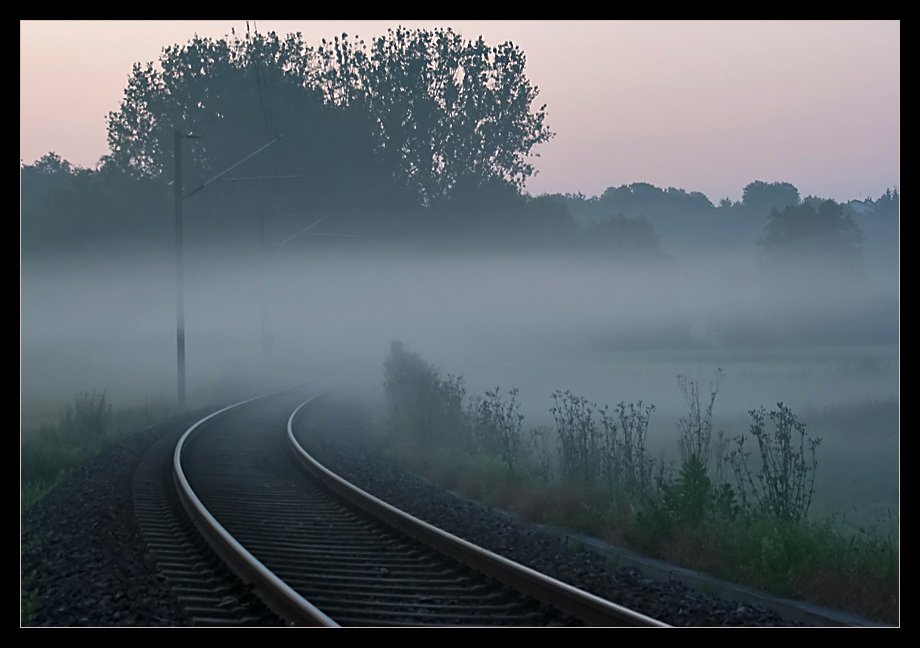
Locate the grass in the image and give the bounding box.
[21,391,177,626]
[384,436,898,623]
[377,346,899,624]
[21,391,174,514]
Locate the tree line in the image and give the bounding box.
[21,147,897,277]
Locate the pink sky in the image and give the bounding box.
[20,20,899,203]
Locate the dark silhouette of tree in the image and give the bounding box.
[103,30,394,216]
[596,182,714,219]
[308,27,553,204]
[716,197,737,211]
[599,182,664,215]
[21,154,169,251]
[582,214,661,258]
[871,187,899,218]
[758,199,865,278]
[29,151,76,176]
[103,27,553,211]
[742,181,800,215]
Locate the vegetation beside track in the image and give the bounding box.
[378,344,899,624]
[20,390,174,513]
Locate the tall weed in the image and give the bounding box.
[730,404,821,522]
[550,390,600,485]
[529,425,555,482]
[21,391,169,513]
[473,388,524,476]
[676,370,728,482]
[59,389,112,440]
[600,401,656,498]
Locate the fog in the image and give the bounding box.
[21,246,895,393]
[20,233,898,526]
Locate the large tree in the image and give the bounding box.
[104,26,553,208]
[360,28,552,202]
[313,28,553,203]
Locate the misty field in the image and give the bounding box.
[21,244,898,535]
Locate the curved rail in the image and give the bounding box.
[172,388,339,626]
[286,395,668,627]
[172,386,668,626]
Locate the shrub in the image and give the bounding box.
[59,389,111,441]
[729,403,821,522]
[550,390,600,485]
[676,369,727,482]
[376,348,896,621]
[474,388,524,476]
[383,344,471,449]
[600,400,656,498]
[22,391,170,513]
[549,391,656,498]
[665,454,712,527]
[658,371,737,529]
[529,425,555,482]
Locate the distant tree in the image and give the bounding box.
[583,214,661,258]
[758,199,865,277]
[717,197,738,211]
[742,181,800,215]
[599,182,665,215]
[30,151,76,175]
[21,154,168,251]
[509,193,578,246]
[665,187,715,213]
[422,177,576,248]
[21,153,80,207]
[544,192,602,226]
[597,182,714,219]
[871,187,899,218]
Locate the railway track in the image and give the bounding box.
[143,384,668,626]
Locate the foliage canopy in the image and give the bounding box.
[742,180,801,215]
[103,27,553,207]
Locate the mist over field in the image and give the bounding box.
[21,240,898,403]
[20,225,898,526]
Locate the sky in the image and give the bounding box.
[20,20,900,204]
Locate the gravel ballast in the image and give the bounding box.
[21,418,195,627]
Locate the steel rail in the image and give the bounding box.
[286,395,669,627]
[172,387,340,626]
[172,386,668,626]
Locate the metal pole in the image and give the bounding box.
[259,213,273,363]
[175,130,186,409]
[172,133,281,405]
